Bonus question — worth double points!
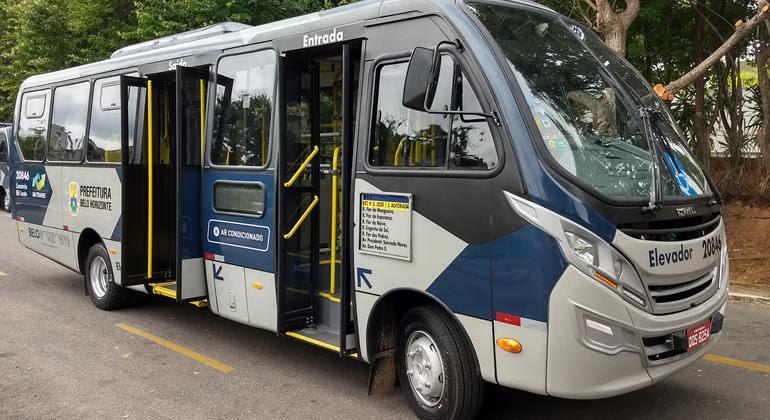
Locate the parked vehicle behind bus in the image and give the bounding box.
[9,1,728,418]
[0,123,11,212]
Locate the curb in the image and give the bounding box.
[728,292,770,305]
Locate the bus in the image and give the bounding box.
[9,1,728,418]
[1,123,10,211]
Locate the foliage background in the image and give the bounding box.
[0,0,767,199]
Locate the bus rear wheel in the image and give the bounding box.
[396,306,484,420]
[85,243,128,310]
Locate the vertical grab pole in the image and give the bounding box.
[146,80,154,279]
[330,146,341,295]
[199,79,206,163]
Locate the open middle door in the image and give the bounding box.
[120,75,148,286]
[175,66,209,301]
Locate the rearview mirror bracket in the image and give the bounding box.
[403,41,501,127]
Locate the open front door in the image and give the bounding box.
[175,66,209,301]
[120,75,148,286]
[278,56,320,330]
[277,43,362,354]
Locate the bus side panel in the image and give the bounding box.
[17,220,78,271]
[201,170,277,331]
[61,166,123,275]
[14,164,78,270]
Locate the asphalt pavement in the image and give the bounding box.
[0,211,768,419]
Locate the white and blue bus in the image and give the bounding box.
[9,1,729,418]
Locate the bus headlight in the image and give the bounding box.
[503,191,649,309]
[564,232,595,265]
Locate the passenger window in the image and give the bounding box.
[17,90,51,161]
[88,77,133,163]
[214,182,265,217]
[212,50,276,167]
[48,82,90,161]
[0,135,6,162]
[369,56,497,170]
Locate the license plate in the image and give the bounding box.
[686,320,711,351]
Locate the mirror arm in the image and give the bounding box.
[419,105,502,127]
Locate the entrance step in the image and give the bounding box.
[148,281,208,307]
[286,327,359,358]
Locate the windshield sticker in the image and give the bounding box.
[569,25,585,40]
[662,152,699,196]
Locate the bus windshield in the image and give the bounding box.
[467,3,710,201]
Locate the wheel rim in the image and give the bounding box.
[89,256,110,299]
[3,195,8,210]
[405,330,446,407]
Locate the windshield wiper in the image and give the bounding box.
[639,107,663,212]
[646,108,723,206]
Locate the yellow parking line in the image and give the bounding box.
[116,323,235,373]
[0,271,6,276]
[704,354,770,374]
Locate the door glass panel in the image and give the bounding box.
[212,50,276,166]
[283,63,315,316]
[89,77,140,163]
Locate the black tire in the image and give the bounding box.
[396,306,484,420]
[85,243,129,310]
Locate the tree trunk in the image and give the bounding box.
[603,25,628,56]
[694,0,710,168]
[757,26,770,174]
[591,0,640,57]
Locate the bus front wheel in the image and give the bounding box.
[396,306,484,420]
[85,243,128,310]
[2,190,9,212]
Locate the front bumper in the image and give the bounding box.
[545,265,728,399]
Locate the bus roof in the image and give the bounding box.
[19,0,552,90]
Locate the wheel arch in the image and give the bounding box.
[77,228,105,275]
[364,287,481,369]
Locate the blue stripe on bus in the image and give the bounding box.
[12,163,51,226]
[535,169,616,243]
[427,225,567,323]
[202,171,276,273]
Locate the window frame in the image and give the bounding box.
[15,88,53,163]
[212,180,267,218]
[363,49,504,178]
[86,75,128,166]
[46,80,93,164]
[208,47,278,172]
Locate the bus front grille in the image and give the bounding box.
[618,212,720,242]
[646,268,718,314]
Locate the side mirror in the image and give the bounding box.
[403,47,441,111]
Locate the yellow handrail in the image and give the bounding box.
[394,137,407,166]
[147,80,154,278]
[283,195,319,240]
[199,79,206,163]
[330,147,341,294]
[284,145,319,187]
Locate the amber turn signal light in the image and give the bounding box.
[496,338,522,353]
